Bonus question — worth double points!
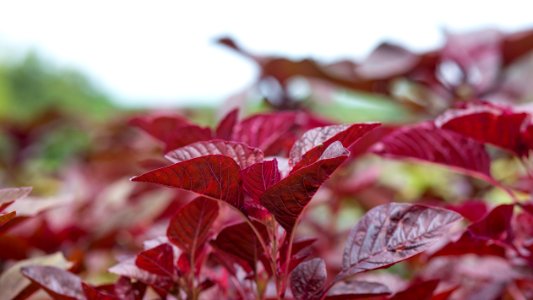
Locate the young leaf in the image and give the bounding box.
[131,155,242,207]
[21,265,84,300]
[165,140,263,169]
[372,124,492,180]
[261,142,349,232]
[341,203,462,279]
[325,280,391,300]
[167,197,219,254]
[435,103,529,155]
[215,108,239,140]
[241,159,281,200]
[135,243,175,277]
[290,258,327,300]
[210,221,269,272]
[289,123,380,169]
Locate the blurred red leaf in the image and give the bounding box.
[388,280,439,300]
[21,265,83,300]
[0,187,32,207]
[0,211,16,228]
[340,203,462,278]
[468,204,514,241]
[261,142,349,232]
[167,197,219,255]
[290,258,327,300]
[326,280,391,300]
[445,199,489,223]
[372,124,492,181]
[165,140,264,169]
[215,108,239,140]
[132,155,242,207]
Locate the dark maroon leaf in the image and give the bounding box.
[135,243,174,277]
[290,258,327,300]
[326,280,391,300]
[261,142,349,232]
[280,238,317,272]
[21,265,84,300]
[131,155,242,207]
[167,197,219,254]
[468,204,514,241]
[372,124,492,180]
[289,123,380,170]
[435,103,529,155]
[388,280,439,300]
[210,221,269,272]
[215,108,239,140]
[241,159,281,200]
[165,140,263,169]
[341,203,462,278]
[130,114,212,152]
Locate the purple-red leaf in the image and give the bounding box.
[435,103,529,155]
[341,203,462,278]
[82,283,118,300]
[210,221,269,272]
[372,124,492,180]
[215,108,239,140]
[260,142,349,232]
[289,123,380,169]
[326,280,391,300]
[135,243,174,278]
[241,159,281,200]
[167,197,219,254]
[131,155,242,207]
[468,204,514,241]
[290,258,327,300]
[165,140,263,169]
[21,265,84,300]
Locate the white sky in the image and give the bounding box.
[0,0,532,107]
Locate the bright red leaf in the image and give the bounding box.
[135,243,175,278]
[131,155,242,207]
[215,108,239,140]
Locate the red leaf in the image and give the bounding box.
[260,142,349,232]
[131,155,242,207]
[445,200,489,223]
[135,243,174,277]
[468,204,514,241]
[436,103,529,155]
[241,159,281,201]
[289,123,380,170]
[82,283,118,300]
[167,197,219,254]
[290,258,327,300]
[372,124,492,180]
[210,221,269,272]
[109,258,172,292]
[431,231,506,258]
[0,211,16,228]
[165,140,263,169]
[280,238,317,273]
[215,108,239,140]
[389,280,439,300]
[326,280,391,300]
[21,265,84,300]
[341,203,462,278]
[130,114,212,152]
